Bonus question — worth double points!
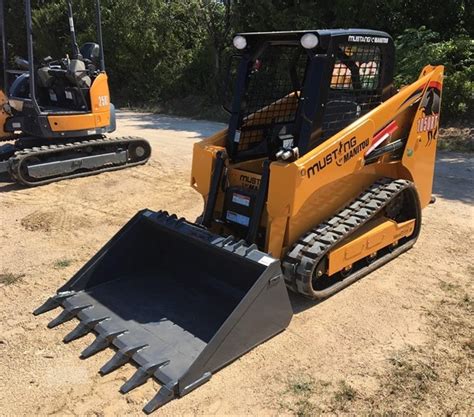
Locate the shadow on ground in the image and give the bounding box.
[432,151,473,204]
[116,111,227,139]
[289,292,323,314]
[0,174,23,193]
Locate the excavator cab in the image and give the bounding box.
[1,0,114,139]
[36,29,443,412]
[0,0,150,186]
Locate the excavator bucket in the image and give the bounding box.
[34,210,293,413]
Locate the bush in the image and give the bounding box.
[395,27,473,122]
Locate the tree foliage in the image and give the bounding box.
[395,27,473,120]
[2,0,472,121]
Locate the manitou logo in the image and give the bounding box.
[305,136,369,179]
[348,35,389,44]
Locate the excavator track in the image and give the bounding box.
[282,178,422,300]
[6,136,151,186]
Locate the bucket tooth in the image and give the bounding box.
[33,291,76,316]
[63,316,108,343]
[99,351,130,375]
[143,384,176,414]
[47,304,90,329]
[99,344,148,375]
[120,361,169,394]
[63,322,91,343]
[80,330,125,359]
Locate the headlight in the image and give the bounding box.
[233,35,247,50]
[300,33,319,49]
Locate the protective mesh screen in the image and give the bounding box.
[322,43,383,139]
[235,46,307,153]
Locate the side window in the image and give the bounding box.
[319,43,384,143]
[330,45,381,90]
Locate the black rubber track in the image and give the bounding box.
[282,177,422,300]
[8,136,151,186]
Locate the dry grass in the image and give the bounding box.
[279,276,473,416]
[349,277,474,415]
[0,272,25,286]
[438,126,473,152]
[332,380,357,410]
[53,258,73,269]
[280,374,319,416]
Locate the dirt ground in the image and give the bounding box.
[0,111,472,416]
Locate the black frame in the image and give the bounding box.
[226,29,395,160]
[0,0,106,115]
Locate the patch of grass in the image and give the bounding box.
[350,280,473,414]
[0,272,25,286]
[280,374,321,416]
[294,398,316,417]
[438,280,461,293]
[288,375,315,396]
[386,352,438,399]
[54,258,72,269]
[124,95,229,123]
[438,126,473,153]
[332,380,357,409]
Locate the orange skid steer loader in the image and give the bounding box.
[35,29,443,412]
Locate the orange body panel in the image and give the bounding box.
[191,65,444,261]
[48,73,111,132]
[327,218,416,275]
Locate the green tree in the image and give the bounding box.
[1,0,471,121]
[395,27,473,120]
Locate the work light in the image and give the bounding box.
[300,33,319,49]
[233,35,247,50]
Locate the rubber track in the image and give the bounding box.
[282,177,421,299]
[8,136,151,186]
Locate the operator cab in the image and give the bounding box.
[35,42,102,112]
[209,29,395,244]
[9,42,102,113]
[1,0,112,139]
[224,29,394,163]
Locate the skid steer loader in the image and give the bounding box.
[0,0,150,186]
[35,29,443,412]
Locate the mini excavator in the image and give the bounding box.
[36,29,443,412]
[0,0,150,186]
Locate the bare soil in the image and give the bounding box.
[0,111,472,416]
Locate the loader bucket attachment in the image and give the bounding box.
[34,210,293,413]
